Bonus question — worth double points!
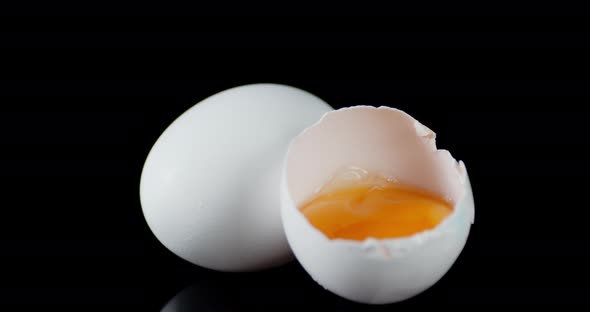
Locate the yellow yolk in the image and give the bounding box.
[300,183,453,240]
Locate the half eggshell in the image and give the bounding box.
[280,106,474,304]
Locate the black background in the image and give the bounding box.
[1,10,589,309]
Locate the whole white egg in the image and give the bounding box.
[140,84,332,272]
[281,106,474,304]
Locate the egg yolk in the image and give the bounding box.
[300,183,453,240]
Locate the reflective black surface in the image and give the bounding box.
[1,14,589,307]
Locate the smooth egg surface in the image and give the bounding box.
[140,84,332,272]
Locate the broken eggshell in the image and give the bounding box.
[280,106,474,304]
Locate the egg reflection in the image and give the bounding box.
[161,273,295,311]
[160,265,444,311]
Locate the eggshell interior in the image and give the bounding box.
[287,106,465,207]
